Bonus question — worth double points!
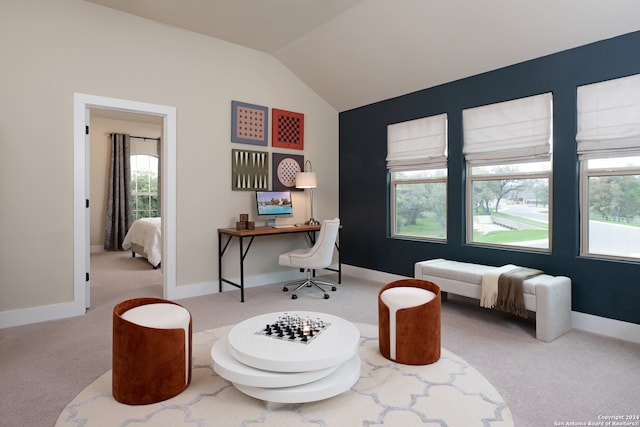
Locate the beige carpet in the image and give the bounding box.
[55,323,512,427]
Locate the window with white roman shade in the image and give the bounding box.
[386,113,447,172]
[463,93,552,165]
[578,73,640,262]
[576,73,640,160]
[388,113,448,241]
[463,93,553,251]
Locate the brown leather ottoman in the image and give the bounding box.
[112,297,192,404]
[378,279,441,365]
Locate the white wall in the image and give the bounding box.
[0,0,339,325]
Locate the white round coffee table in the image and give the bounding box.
[211,311,360,405]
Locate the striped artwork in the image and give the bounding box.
[231,149,268,191]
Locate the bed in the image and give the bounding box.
[122,217,162,268]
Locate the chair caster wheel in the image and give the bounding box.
[324,294,330,299]
[331,286,337,291]
[283,287,288,292]
[292,294,298,299]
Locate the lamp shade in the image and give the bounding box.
[296,171,317,189]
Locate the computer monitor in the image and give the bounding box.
[255,191,293,226]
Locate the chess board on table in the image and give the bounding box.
[255,313,330,345]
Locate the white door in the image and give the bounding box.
[84,108,91,308]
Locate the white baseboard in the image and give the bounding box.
[90,245,105,253]
[571,311,640,344]
[0,301,85,329]
[341,264,409,284]
[167,280,218,300]
[169,270,303,300]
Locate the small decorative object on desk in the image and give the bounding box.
[236,213,251,230]
[255,313,330,345]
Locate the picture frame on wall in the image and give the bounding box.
[231,149,268,191]
[272,153,304,192]
[231,100,268,146]
[272,108,304,150]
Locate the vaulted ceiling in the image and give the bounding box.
[85,0,640,111]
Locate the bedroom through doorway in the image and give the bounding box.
[88,108,164,309]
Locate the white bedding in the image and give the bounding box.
[122,217,162,267]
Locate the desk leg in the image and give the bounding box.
[239,236,244,303]
[218,232,222,293]
[218,232,255,303]
[336,241,341,284]
[218,233,235,295]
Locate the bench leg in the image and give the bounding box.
[535,278,572,342]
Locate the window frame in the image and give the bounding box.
[390,170,448,241]
[130,153,159,220]
[579,158,640,262]
[465,163,552,252]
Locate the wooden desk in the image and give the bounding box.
[218,225,341,302]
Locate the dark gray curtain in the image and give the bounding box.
[104,133,132,251]
[156,138,162,217]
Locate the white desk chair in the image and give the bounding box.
[279,218,340,299]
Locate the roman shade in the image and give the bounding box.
[386,113,447,172]
[463,93,552,165]
[576,73,640,160]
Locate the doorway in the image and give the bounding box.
[89,109,163,307]
[73,93,177,315]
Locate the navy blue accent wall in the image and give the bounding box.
[339,31,640,324]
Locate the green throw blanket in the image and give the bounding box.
[496,267,543,318]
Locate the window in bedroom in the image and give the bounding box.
[130,154,158,220]
[463,93,553,251]
[388,113,448,240]
[577,74,640,261]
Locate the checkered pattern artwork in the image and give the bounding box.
[231,101,268,146]
[272,153,303,192]
[272,108,304,150]
[232,149,268,191]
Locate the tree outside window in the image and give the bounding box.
[130,154,158,220]
[391,169,447,240]
[582,157,640,260]
[468,163,550,250]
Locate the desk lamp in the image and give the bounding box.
[296,160,319,225]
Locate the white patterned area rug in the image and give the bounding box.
[56,324,513,427]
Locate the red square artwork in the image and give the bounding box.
[272,108,304,150]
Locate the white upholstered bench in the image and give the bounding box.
[414,258,571,342]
